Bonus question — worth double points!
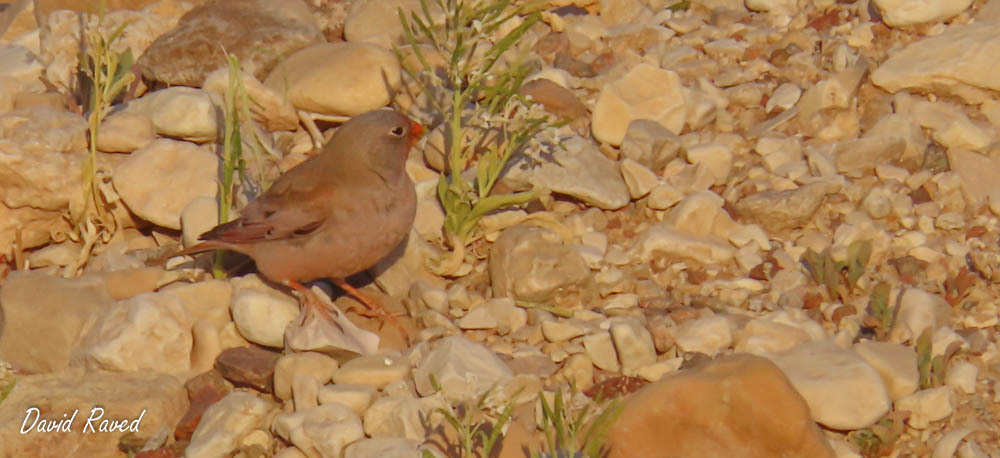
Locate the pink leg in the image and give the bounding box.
[331,279,408,338]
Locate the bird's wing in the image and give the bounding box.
[199,163,332,244]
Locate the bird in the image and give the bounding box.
[182,108,422,332]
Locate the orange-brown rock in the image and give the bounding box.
[606,354,835,458]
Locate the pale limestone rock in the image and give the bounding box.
[620,158,659,199]
[318,384,376,415]
[333,353,410,389]
[0,271,113,373]
[766,83,801,113]
[486,297,527,335]
[344,0,444,48]
[685,144,733,185]
[675,315,733,356]
[606,355,835,458]
[96,111,155,153]
[731,182,834,233]
[489,225,590,302]
[0,45,42,86]
[556,353,595,390]
[872,0,972,27]
[632,223,737,264]
[229,282,300,349]
[510,136,629,209]
[600,0,649,27]
[647,183,683,210]
[853,341,919,401]
[767,341,891,430]
[947,148,1000,210]
[871,21,1000,104]
[345,438,423,458]
[733,313,815,355]
[620,119,682,171]
[362,394,449,440]
[583,331,620,372]
[265,42,401,117]
[274,403,365,458]
[121,87,220,142]
[202,68,298,131]
[945,361,978,394]
[635,358,683,382]
[413,336,513,402]
[890,288,948,344]
[745,0,798,14]
[610,319,657,377]
[72,290,194,375]
[457,306,497,330]
[910,100,992,152]
[542,319,590,343]
[187,392,275,458]
[113,139,218,230]
[592,63,685,146]
[861,187,892,219]
[181,196,219,248]
[895,387,955,429]
[932,428,975,458]
[0,368,187,457]
[274,352,339,401]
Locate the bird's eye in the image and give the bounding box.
[390,126,405,137]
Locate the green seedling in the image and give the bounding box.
[848,413,906,458]
[866,282,892,338]
[212,54,248,279]
[396,0,561,275]
[423,374,515,458]
[801,240,872,300]
[0,378,14,405]
[533,388,623,458]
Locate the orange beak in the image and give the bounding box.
[409,120,424,148]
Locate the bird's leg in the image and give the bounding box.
[282,280,335,323]
[331,279,407,337]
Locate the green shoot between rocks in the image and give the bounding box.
[71,0,134,274]
[396,0,559,275]
[533,389,623,458]
[214,54,246,278]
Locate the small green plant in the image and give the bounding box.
[0,378,15,406]
[533,388,623,458]
[422,375,515,458]
[801,240,871,300]
[212,54,248,278]
[847,413,906,458]
[865,282,892,338]
[396,0,560,275]
[915,329,962,389]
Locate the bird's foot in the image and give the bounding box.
[283,280,336,324]
[332,279,409,340]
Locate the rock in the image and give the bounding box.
[646,183,683,210]
[344,0,444,48]
[889,288,949,344]
[0,368,187,457]
[332,353,410,389]
[872,0,972,26]
[72,290,195,376]
[947,147,1000,210]
[0,271,113,373]
[181,196,219,248]
[344,438,423,458]
[186,392,274,458]
[835,114,927,173]
[606,354,835,458]
[733,313,816,355]
[619,119,682,172]
[318,384,377,415]
[766,83,801,113]
[120,88,220,142]
[541,319,591,343]
[138,0,322,86]
[766,341,891,430]
[174,370,233,441]
[895,387,955,429]
[112,139,218,230]
[861,187,892,219]
[489,225,590,302]
[853,341,919,401]
[664,191,740,240]
[362,394,449,440]
[518,78,589,123]
[485,298,527,335]
[0,0,38,44]
[745,0,798,14]
[610,319,657,377]
[413,336,513,402]
[592,63,686,146]
[274,403,365,458]
[509,136,629,209]
[556,353,595,390]
[457,306,497,330]
[372,228,444,298]
[96,111,155,153]
[730,182,834,233]
[870,20,1000,104]
[945,361,978,394]
[675,314,733,357]
[230,275,301,348]
[685,143,733,185]
[214,346,280,393]
[0,106,86,214]
[264,42,401,117]
[583,331,620,372]
[274,352,339,401]
[619,158,659,199]
[0,45,43,86]
[632,192,740,264]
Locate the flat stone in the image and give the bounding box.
[872,0,972,27]
[675,314,733,357]
[344,0,444,48]
[332,353,410,389]
[230,275,300,348]
[766,341,891,430]
[274,403,363,458]
[274,352,339,401]
[186,392,274,458]
[895,387,955,429]
[120,88,220,143]
[620,158,659,199]
[362,394,449,440]
[174,370,233,441]
[606,354,835,458]
[620,119,682,171]
[345,438,423,458]
[318,384,377,415]
[730,182,834,233]
[592,63,686,145]
[0,271,113,372]
[413,336,513,402]
[213,346,280,393]
[853,341,919,401]
[489,225,590,302]
[541,319,590,343]
[508,136,630,210]
[610,319,657,377]
[264,42,401,117]
[947,147,1000,210]
[889,288,949,344]
[583,331,620,372]
[112,139,218,230]
[138,0,322,86]
[96,111,155,153]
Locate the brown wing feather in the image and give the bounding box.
[199,159,332,244]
